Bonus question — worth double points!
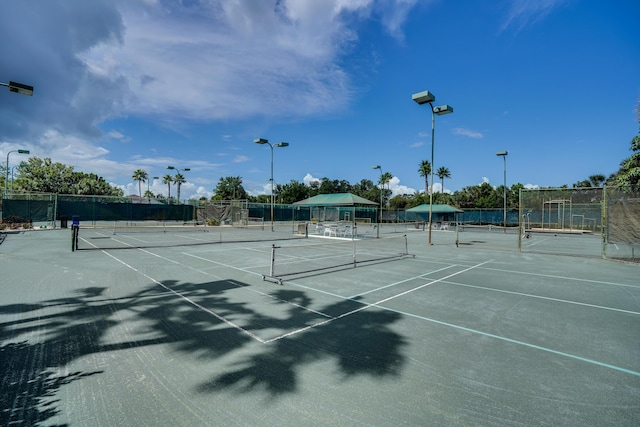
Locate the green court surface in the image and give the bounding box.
[1,227,639,426]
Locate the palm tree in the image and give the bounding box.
[418,160,431,194]
[588,174,606,187]
[174,173,186,203]
[132,169,148,199]
[162,174,174,201]
[377,171,393,208]
[436,166,451,194]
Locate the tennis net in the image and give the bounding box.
[262,234,413,284]
[75,221,307,250]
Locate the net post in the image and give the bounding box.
[518,188,523,252]
[269,243,276,278]
[601,185,607,259]
[71,225,79,251]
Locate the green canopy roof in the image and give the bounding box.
[293,193,377,206]
[406,204,464,213]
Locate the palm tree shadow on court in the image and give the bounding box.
[194,289,407,396]
[0,279,407,424]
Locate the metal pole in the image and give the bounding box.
[4,152,10,198]
[270,144,274,232]
[428,106,435,245]
[503,154,507,233]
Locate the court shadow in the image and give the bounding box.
[0,281,257,424]
[1,279,407,421]
[195,291,407,397]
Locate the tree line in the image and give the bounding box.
[2,108,638,207]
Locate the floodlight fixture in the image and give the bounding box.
[433,105,454,115]
[1,81,34,96]
[412,90,436,105]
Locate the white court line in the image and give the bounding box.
[87,245,640,376]
[441,280,640,315]
[275,261,640,377]
[380,305,640,377]
[266,260,493,343]
[481,266,640,289]
[414,255,639,290]
[347,265,459,299]
[95,248,266,343]
[88,244,335,342]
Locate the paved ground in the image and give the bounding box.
[1,227,639,426]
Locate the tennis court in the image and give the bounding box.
[1,225,639,425]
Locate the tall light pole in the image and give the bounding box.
[2,80,33,198]
[5,149,30,197]
[496,151,508,233]
[372,165,383,224]
[254,138,288,231]
[167,166,190,203]
[412,90,454,245]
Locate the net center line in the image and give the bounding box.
[265,260,493,343]
[347,264,459,299]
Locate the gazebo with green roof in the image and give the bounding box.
[293,193,378,223]
[406,204,463,224]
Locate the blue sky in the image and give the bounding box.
[1,0,638,200]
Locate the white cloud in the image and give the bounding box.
[501,0,570,32]
[69,0,420,127]
[303,173,321,185]
[380,176,416,196]
[233,155,249,163]
[453,128,483,139]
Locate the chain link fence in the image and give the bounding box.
[519,186,639,261]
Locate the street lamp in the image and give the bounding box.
[1,81,34,96]
[412,90,454,245]
[2,80,33,198]
[496,151,508,233]
[254,138,289,231]
[5,149,30,197]
[167,166,190,204]
[372,165,383,224]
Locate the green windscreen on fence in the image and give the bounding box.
[2,194,195,223]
